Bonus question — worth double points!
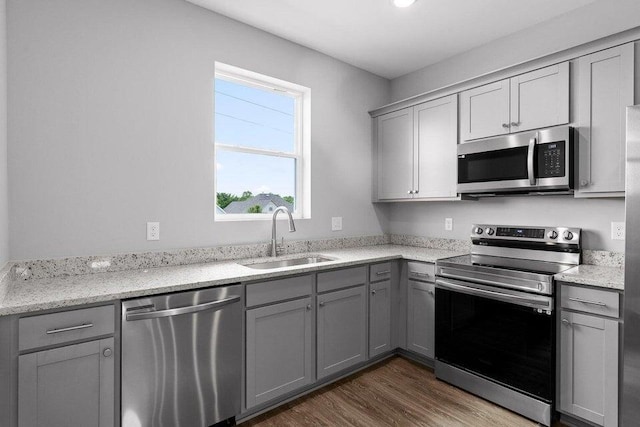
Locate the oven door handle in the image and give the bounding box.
[435,278,552,310]
[527,132,537,186]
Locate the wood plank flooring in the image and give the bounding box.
[241,356,565,427]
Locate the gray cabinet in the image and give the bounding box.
[245,297,313,408]
[375,95,458,201]
[369,280,391,358]
[576,43,634,196]
[461,62,569,141]
[406,279,435,359]
[559,284,620,426]
[317,286,367,379]
[18,337,115,427]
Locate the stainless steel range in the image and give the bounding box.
[435,224,581,427]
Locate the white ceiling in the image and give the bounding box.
[187,0,597,79]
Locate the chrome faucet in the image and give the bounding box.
[271,206,296,257]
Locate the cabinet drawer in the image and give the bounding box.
[317,266,367,293]
[407,262,435,283]
[561,285,620,318]
[246,274,313,307]
[370,262,392,282]
[19,305,115,352]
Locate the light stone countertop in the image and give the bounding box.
[0,245,465,316]
[554,264,625,291]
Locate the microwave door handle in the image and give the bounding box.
[527,133,537,185]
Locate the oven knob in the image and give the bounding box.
[547,230,558,239]
[474,227,483,235]
[485,228,495,235]
[563,231,574,240]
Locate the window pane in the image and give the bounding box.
[215,78,295,152]
[216,150,296,215]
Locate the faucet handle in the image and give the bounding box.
[275,237,286,256]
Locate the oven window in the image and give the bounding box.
[458,146,528,183]
[435,287,554,401]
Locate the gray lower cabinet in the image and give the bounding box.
[369,280,391,358]
[559,311,619,426]
[317,286,367,379]
[18,337,115,427]
[245,297,313,409]
[406,279,435,359]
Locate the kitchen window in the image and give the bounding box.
[214,63,311,220]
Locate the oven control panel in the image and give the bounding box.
[472,224,581,245]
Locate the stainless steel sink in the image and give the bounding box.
[242,256,335,270]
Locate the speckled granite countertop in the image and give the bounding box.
[0,245,464,316]
[554,265,625,291]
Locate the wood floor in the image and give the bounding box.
[241,356,565,427]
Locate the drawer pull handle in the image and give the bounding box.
[376,271,391,276]
[428,290,434,296]
[562,318,572,326]
[46,323,94,335]
[411,272,431,278]
[568,297,607,307]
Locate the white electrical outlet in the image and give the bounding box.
[611,221,625,240]
[445,218,453,231]
[147,222,160,241]
[331,217,343,231]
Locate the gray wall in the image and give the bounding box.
[0,0,8,266]
[390,0,640,102]
[7,0,390,260]
[389,197,625,252]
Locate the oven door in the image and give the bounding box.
[435,277,555,402]
[457,126,572,194]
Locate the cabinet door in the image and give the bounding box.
[406,280,435,359]
[414,95,458,198]
[510,62,569,133]
[559,311,618,426]
[577,43,634,195]
[460,79,510,141]
[317,286,367,379]
[377,108,414,200]
[246,297,313,408]
[18,338,114,427]
[369,280,391,358]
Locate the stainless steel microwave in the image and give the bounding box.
[457,126,575,196]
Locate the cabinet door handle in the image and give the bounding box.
[411,272,431,279]
[502,123,510,129]
[103,348,113,357]
[561,318,572,326]
[306,304,312,311]
[568,297,607,307]
[376,270,391,276]
[371,290,377,295]
[407,190,414,194]
[319,301,325,307]
[510,122,520,127]
[46,323,94,334]
[428,290,434,296]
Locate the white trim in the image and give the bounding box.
[213,63,311,221]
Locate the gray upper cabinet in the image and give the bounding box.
[414,95,458,199]
[369,280,391,358]
[406,279,435,359]
[375,95,458,201]
[576,43,634,196]
[461,62,569,141]
[317,286,367,379]
[18,337,115,427]
[376,107,414,200]
[246,296,313,409]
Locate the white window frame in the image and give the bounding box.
[214,63,311,221]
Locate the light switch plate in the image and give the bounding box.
[147,222,160,241]
[611,221,625,240]
[331,217,343,231]
[445,218,453,231]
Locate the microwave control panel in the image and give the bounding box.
[537,141,565,178]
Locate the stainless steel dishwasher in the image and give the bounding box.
[121,284,242,427]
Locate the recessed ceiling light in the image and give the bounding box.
[393,0,416,8]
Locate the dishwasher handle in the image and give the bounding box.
[125,295,241,321]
